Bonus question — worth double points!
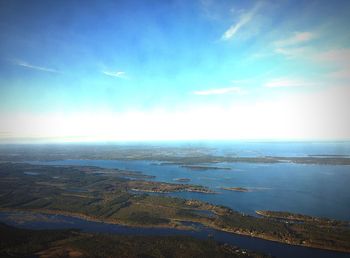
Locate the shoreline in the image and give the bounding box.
[1,207,349,254]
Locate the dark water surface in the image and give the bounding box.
[0,211,349,258]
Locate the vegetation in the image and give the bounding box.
[0,223,271,258]
[1,144,350,165]
[0,222,75,257]
[127,180,214,193]
[0,162,350,253]
[221,187,249,192]
[256,210,349,227]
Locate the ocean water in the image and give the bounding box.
[30,141,350,221]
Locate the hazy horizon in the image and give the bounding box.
[1,0,350,143]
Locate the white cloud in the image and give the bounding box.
[275,46,350,79]
[273,32,317,59]
[193,86,243,95]
[221,3,261,41]
[11,59,60,73]
[274,47,309,58]
[102,71,127,79]
[264,78,314,88]
[274,32,316,47]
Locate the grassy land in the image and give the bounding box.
[0,162,349,253]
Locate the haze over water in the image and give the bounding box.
[1,1,350,257]
[32,141,350,221]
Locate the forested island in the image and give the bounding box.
[0,162,349,253]
[221,187,250,192]
[181,165,232,171]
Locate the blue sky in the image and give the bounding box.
[1,0,350,142]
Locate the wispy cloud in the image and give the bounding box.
[274,32,316,47]
[221,3,262,41]
[316,48,350,79]
[274,46,350,80]
[273,32,317,59]
[11,59,60,73]
[314,48,350,64]
[102,71,128,79]
[264,78,314,88]
[193,86,243,95]
[274,46,309,59]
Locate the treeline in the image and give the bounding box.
[0,223,270,258]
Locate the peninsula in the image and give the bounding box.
[0,162,349,253]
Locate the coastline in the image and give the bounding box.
[1,207,349,254]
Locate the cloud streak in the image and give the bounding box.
[12,59,60,73]
[103,71,127,79]
[274,47,309,58]
[275,46,350,78]
[316,48,350,79]
[273,32,317,60]
[193,86,242,95]
[221,3,261,41]
[274,32,316,47]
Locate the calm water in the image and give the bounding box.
[1,210,349,258]
[14,142,350,257]
[32,158,350,221]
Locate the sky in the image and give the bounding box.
[0,0,350,143]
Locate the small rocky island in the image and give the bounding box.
[127,180,215,194]
[173,178,191,182]
[181,165,232,171]
[1,162,350,253]
[221,187,249,192]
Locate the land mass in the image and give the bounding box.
[221,187,249,192]
[181,165,232,171]
[0,222,269,258]
[1,144,350,165]
[256,210,349,227]
[127,180,215,194]
[0,162,349,253]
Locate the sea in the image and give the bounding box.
[2,141,350,258]
[29,141,350,221]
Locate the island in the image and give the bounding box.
[0,162,349,253]
[173,178,191,182]
[127,180,215,194]
[181,165,232,171]
[221,187,250,192]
